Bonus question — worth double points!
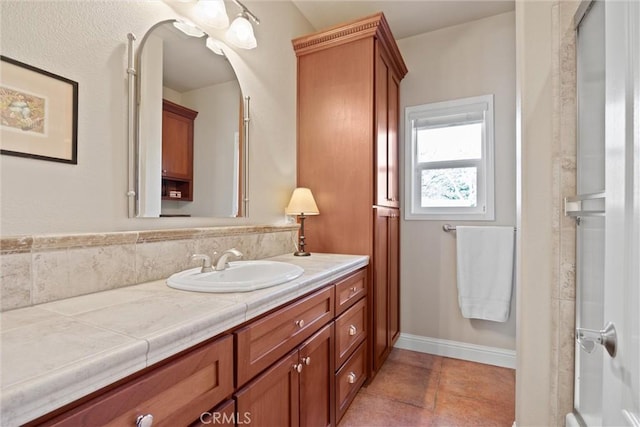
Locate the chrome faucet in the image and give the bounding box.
[191,254,214,273]
[215,248,243,271]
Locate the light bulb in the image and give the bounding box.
[195,0,229,29]
[226,14,257,49]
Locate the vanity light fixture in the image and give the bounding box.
[177,0,260,49]
[195,0,229,29]
[285,188,320,257]
[226,11,257,49]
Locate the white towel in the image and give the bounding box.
[455,226,515,322]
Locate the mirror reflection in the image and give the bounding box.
[135,19,245,218]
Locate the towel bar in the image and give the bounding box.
[442,224,516,233]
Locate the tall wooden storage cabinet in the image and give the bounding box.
[293,13,407,376]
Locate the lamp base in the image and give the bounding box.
[293,251,311,257]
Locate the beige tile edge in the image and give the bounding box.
[0,224,299,252]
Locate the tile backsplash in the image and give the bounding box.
[0,225,298,311]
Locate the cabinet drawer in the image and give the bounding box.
[335,269,366,316]
[46,335,234,427]
[236,286,334,386]
[335,341,366,423]
[335,298,367,368]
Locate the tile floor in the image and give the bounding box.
[339,348,515,427]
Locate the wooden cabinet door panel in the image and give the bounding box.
[389,212,400,345]
[335,298,367,368]
[45,336,233,427]
[162,100,197,181]
[299,323,334,427]
[335,268,367,316]
[235,350,300,427]
[335,342,366,423]
[373,207,390,371]
[375,43,400,209]
[387,74,400,207]
[236,287,334,386]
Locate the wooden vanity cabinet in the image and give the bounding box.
[37,335,234,427]
[235,286,334,387]
[235,268,367,427]
[293,13,406,378]
[235,323,334,427]
[162,99,197,201]
[32,268,367,427]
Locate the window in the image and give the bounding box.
[405,95,495,220]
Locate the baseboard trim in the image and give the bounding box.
[394,333,516,369]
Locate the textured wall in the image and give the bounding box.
[0,1,314,235]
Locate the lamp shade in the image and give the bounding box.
[286,188,319,215]
[226,13,257,49]
[196,0,229,29]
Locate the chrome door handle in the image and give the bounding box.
[576,322,617,358]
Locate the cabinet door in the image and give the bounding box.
[299,323,334,427]
[373,207,400,371]
[373,207,390,371]
[162,109,193,180]
[235,350,300,427]
[236,287,334,387]
[375,43,400,209]
[388,212,400,345]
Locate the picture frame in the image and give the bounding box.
[0,55,78,164]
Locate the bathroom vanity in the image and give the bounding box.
[1,253,368,426]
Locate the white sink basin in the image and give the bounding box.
[166,260,304,292]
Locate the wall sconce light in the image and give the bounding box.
[185,0,260,49]
[194,0,229,29]
[226,11,257,49]
[285,188,320,256]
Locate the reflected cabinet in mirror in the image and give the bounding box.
[127,20,249,218]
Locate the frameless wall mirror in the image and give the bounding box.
[127,19,249,218]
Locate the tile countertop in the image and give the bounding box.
[0,253,369,427]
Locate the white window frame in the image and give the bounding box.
[404,94,495,220]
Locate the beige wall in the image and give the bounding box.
[515,0,553,424]
[397,12,517,351]
[0,1,314,236]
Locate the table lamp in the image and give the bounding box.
[285,187,319,256]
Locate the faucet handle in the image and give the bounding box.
[191,254,214,273]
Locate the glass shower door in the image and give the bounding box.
[574,1,605,425]
[572,1,640,425]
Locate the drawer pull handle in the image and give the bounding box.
[348,325,357,336]
[136,414,154,427]
[350,286,358,293]
[347,372,357,384]
[295,319,305,328]
[293,363,303,373]
[303,356,311,365]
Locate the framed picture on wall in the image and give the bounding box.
[0,55,78,164]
